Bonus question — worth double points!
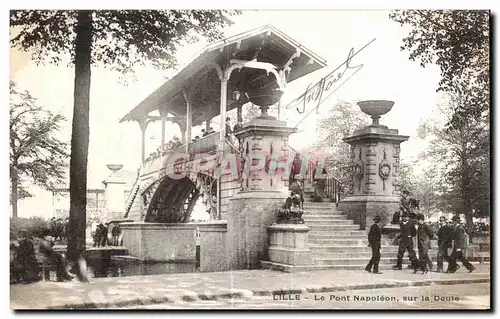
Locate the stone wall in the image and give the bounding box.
[198,221,229,272]
[219,173,240,221]
[338,196,399,231]
[121,223,197,262]
[121,221,229,272]
[227,191,287,269]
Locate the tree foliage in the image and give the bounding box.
[314,100,369,186]
[417,93,489,236]
[398,162,443,219]
[10,10,239,78]
[10,81,68,218]
[389,10,490,129]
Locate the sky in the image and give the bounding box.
[9,9,444,218]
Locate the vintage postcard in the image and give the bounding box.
[9,8,490,310]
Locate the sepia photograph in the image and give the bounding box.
[8,6,491,310]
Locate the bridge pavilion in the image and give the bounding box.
[118,25,336,270]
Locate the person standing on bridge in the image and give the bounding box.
[225,117,233,137]
[312,163,327,202]
[365,215,383,274]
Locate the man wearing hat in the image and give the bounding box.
[393,212,419,270]
[436,216,453,272]
[447,216,475,273]
[365,215,383,274]
[415,213,434,274]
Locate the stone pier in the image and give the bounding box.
[227,115,296,269]
[338,100,409,231]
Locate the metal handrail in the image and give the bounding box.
[223,137,242,155]
[124,176,141,218]
[288,146,344,203]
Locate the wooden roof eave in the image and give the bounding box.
[119,25,327,124]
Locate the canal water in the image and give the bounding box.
[85,258,197,278]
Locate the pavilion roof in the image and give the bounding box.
[119,25,327,126]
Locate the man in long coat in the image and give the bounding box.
[393,212,419,270]
[447,216,475,273]
[436,216,453,272]
[416,213,433,273]
[365,215,383,274]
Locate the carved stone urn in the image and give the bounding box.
[357,100,394,125]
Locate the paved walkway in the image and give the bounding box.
[10,263,490,309]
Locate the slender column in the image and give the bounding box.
[277,70,287,121]
[205,119,210,132]
[160,117,166,148]
[138,117,147,163]
[237,105,242,123]
[220,79,228,142]
[183,90,192,152]
[217,80,228,220]
[178,122,186,144]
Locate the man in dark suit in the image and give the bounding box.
[393,212,419,270]
[415,213,433,274]
[436,216,453,272]
[365,215,383,274]
[447,216,475,273]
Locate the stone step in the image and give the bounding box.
[304,212,345,217]
[309,238,379,246]
[305,214,345,218]
[303,206,340,211]
[304,211,343,216]
[303,202,338,207]
[303,215,348,220]
[309,245,399,253]
[308,224,360,231]
[308,231,367,238]
[313,257,403,266]
[263,264,429,271]
[313,256,449,266]
[305,219,354,225]
[261,261,453,271]
[312,251,400,259]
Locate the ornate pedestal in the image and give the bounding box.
[227,116,296,269]
[103,164,126,221]
[267,224,312,265]
[338,101,409,231]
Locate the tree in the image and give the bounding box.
[417,93,489,240]
[10,9,238,280]
[389,10,490,129]
[314,100,370,187]
[10,81,68,219]
[396,161,418,195]
[241,102,262,123]
[396,161,440,219]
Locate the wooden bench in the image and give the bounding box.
[472,251,490,263]
[38,262,56,281]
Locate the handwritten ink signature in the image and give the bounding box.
[284,38,376,124]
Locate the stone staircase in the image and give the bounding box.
[302,195,489,270]
[303,195,400,270]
